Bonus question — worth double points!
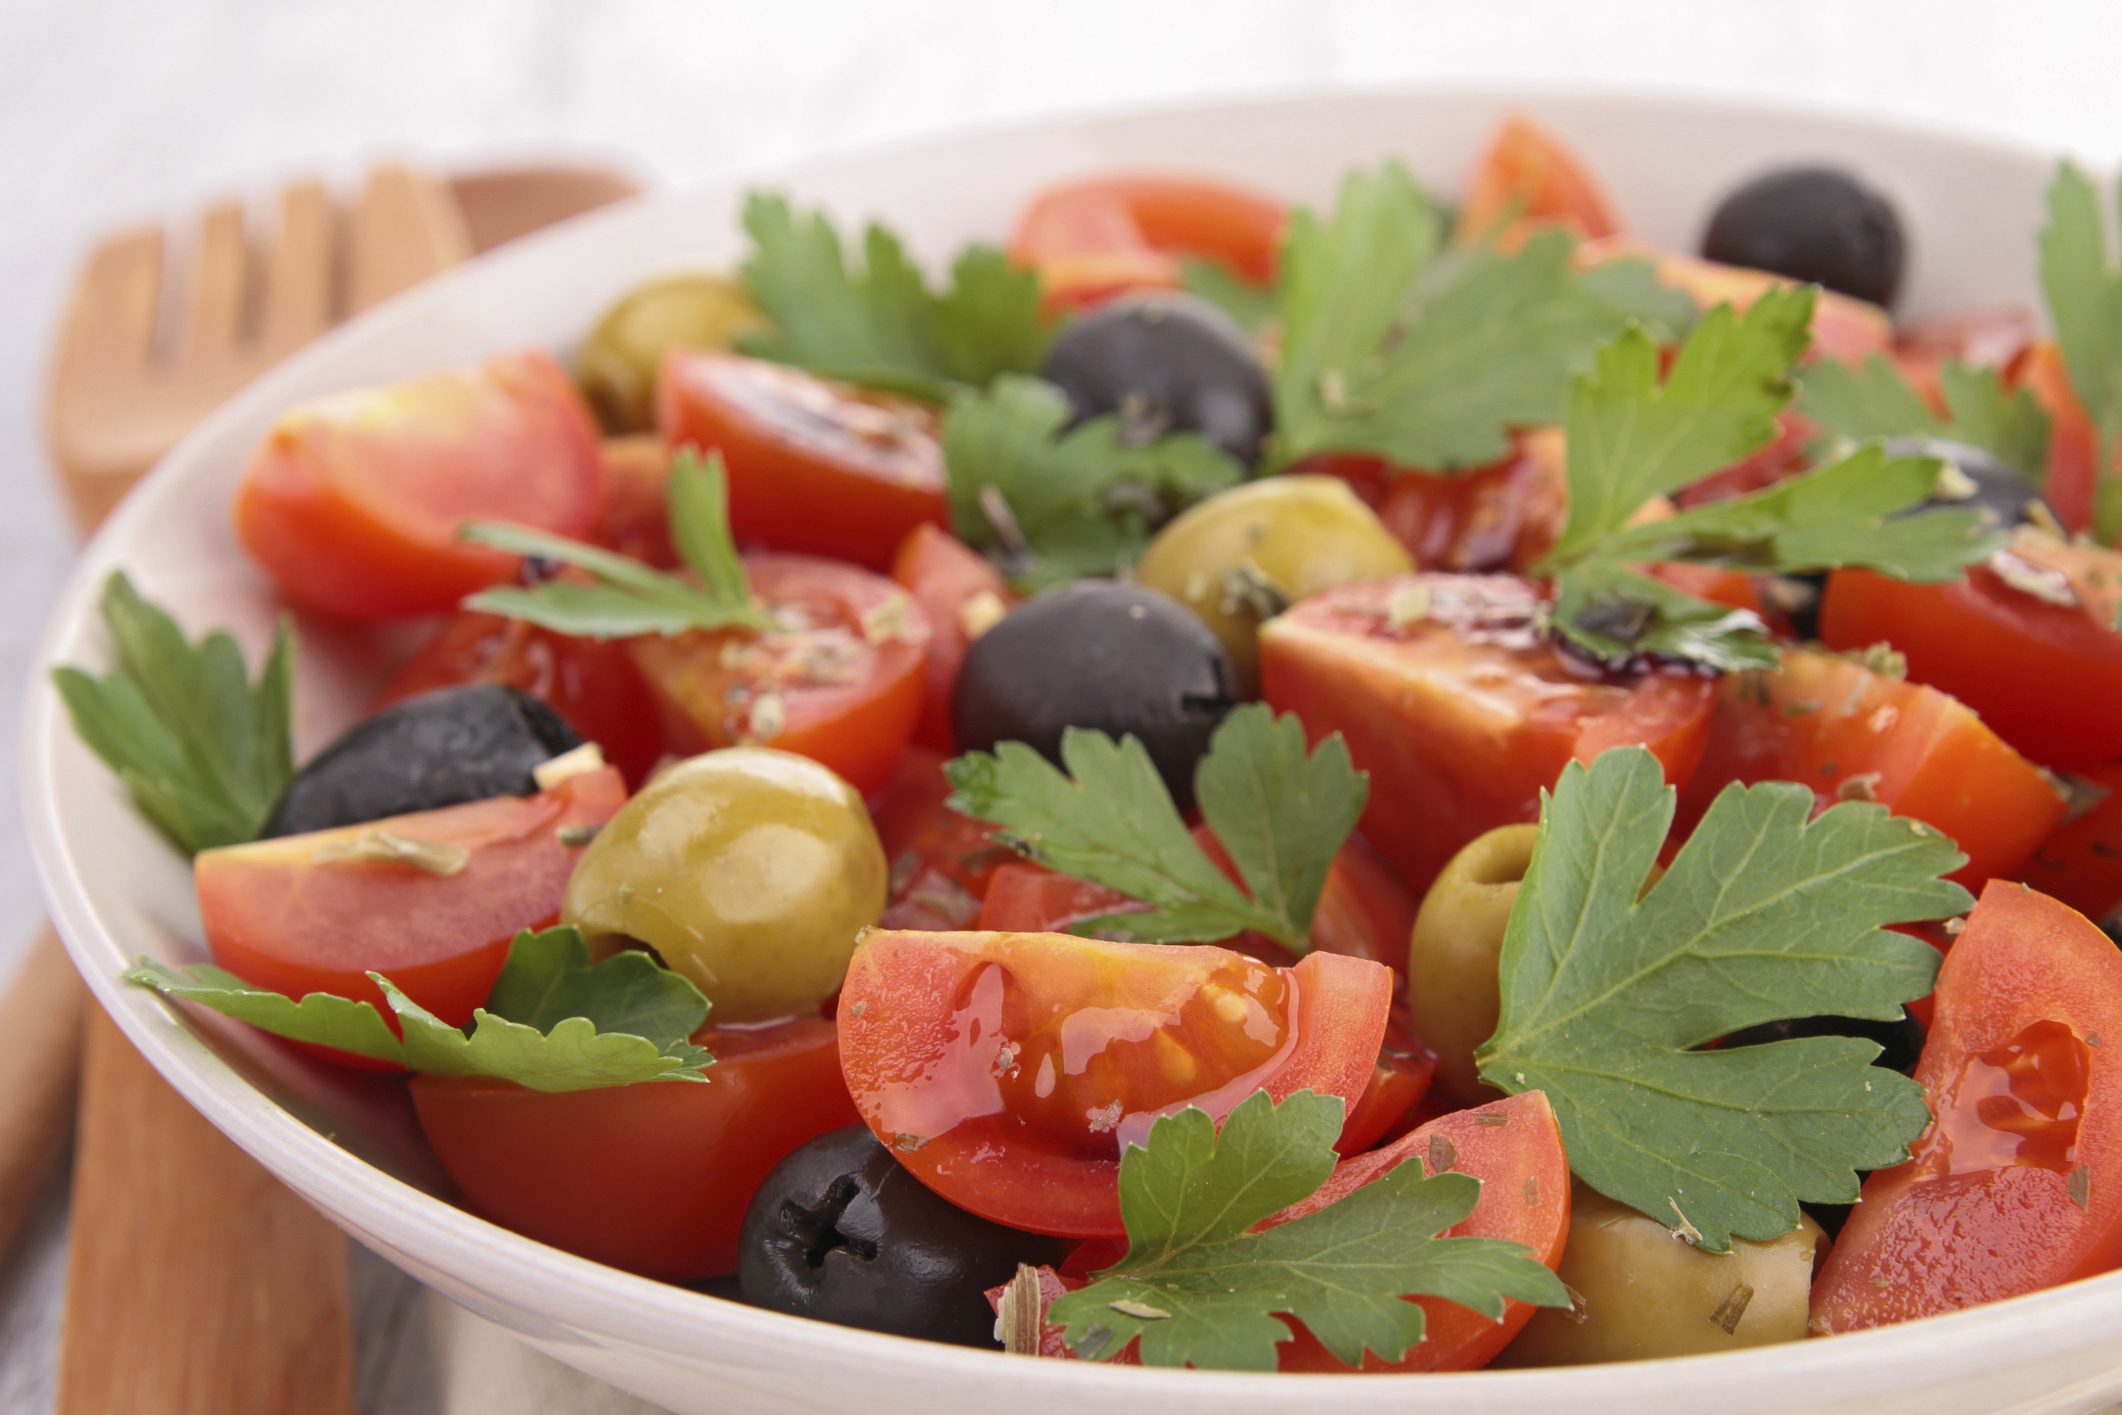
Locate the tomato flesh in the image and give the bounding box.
[194,766,627,1030]
[411,1014,858,1279]
[889,523,1016,755]
[1009,175,1286,312]
[233,349,604,620]
[868,747,1019,931]
[838,929,1391,1237]
[1812,882,2122,1329]
[1457,115,1619,245]
[2009,340,2099,536]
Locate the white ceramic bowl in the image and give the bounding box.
[25,88,2122,1415]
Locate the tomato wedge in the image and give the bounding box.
[1456,115,1618,245]
[2009,340,2099,535]
[233,349,605,619]
[1812,882,2122,1330]
[1009,175,1286,312]
[837,929,1392,1238]
[195,766,627,1030]
[412,1014,858,1279]
[1260,574,1716,893]
[626,553,930,795]
[659,350,948,571]
[1300,428,1569,574]
[868,747,1018,931]
[889,523,1016,755]
[2018,761,2122,922]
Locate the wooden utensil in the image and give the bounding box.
[21,158,637,1412]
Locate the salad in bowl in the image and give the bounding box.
[27,89,2122,1415]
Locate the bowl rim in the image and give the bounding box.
[24,81,2122,1411]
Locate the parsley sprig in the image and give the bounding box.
[54,572,294,856]
[1797,354,2050,483]
[942,374,1244,588]
[1048,1090,1569,1370]
[1476,747,1964,1251]
[460,449,774,639]
[736,192,1052,402]
[944,704,1366,951]
[2040,161,2122,539]
[129,927,713,1092]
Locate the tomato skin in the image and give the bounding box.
[591,434,682,569]
[411,1014,857,1280]
[1302,429,1569,575]
[2018,761,2122,922]
[233,349,605,620]
[1010,175,1286,312]
[1820,538,2122,771]
[838,930,1391,1238]
[1673,646,2065,888]
[2010,340,2099,536]
[1260,574,1716,894]
[1457,115,1618,245]
[1811,882,2122,1330]
[889,524,1017,755]
[626,554,929,795]
[195,766,627,1031]
[868,748,1019,931]
[659,351,948,572]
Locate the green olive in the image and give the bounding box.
[561,748,885,1023]
[575,273,762,432]
[1495,1181,1827,1366]
[1134,476,1411,691]
[1407,823,1537,1107]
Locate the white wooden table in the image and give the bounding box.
[6,0,2122,1409]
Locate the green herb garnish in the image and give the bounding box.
[53,572,294,856]
[1178,256,1279,335]
[1796,354,2050,484]
[2040,161,2122,539]
[1270,162,1694,472]
[736,192,1051,402]
[127,926,712,1092]
[1476,747,1964,1251]
[1047,1090,1570,1370]
[942,374,1243,588]
[944,704,1365,951]
[461,448,774,639]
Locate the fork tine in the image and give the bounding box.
[258,182,333,358]
[345,165,470,315]
[50,227,163,401]
[179,202,250,364]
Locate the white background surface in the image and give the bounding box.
[7,1,2122,1410]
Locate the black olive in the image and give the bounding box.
[1720,1007,1928,1076]
[738,1126,1067,1346]
[952,581,1236,811]
[1701,167,1906,309]
[263,684,583,837]
[1882,436,2056,532]
[1041,293,1273,467]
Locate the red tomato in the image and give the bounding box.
[233,349,604,620]
[837,929,1392,1237]
[889,523,1017,755]
[1302,428,1569,574]
[1335,1044,1436,1158]
[626,554,930,795]
[374,610,668,789]
[194,766,627,1030]
[659,351,948,572]
[2009,340,2099,535]
[1260,574,1717,894]
[1820,535,2122,771]
[1672,646,2065,887]
[411,1014,858,1279]
[591,434,681,569]
[2018,761,2122,922]
[1894,307,2036,413]
[1812,881,2122,1329]
[1009,175,1286,312]
[1456,115,1619,246]
[867,747,1019,931]
[977,862,1138,934]
[1670,409,1812,509]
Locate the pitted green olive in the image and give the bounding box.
[561,748,885,1023]
[1134,476,1411,691]
[1495,1181,1827,1366]
[1407,823,1537,1107]
[576,273,762,432]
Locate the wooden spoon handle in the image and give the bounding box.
[0,928,85,1258]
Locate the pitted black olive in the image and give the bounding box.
[1883,436,2056,532]
[738,1126,1067,1346]
[952,581,1236,811]
[263,684,582,837]
[1701,167,1906,309]
[1041,292,1273,467]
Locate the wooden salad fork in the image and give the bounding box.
[21,160,637,1413]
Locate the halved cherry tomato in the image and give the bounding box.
[1671,645,2065,887]
[977,862,1138,935]
[233,349,605,620]
[1670,409,1812,509]
[626,554,929,795]
[1009,175,1286,312]
[868,747,1018,931]
[1820,534,2122,771]
[1301,428,1569,574]
[1261,574,1716,894]
[1456,114,1619,246]
[194,766,627,1030]
[591,434,681,569]
[837,929,1392,1237]
[889,523,1016,755]
[659,351,948,571]
[2009,340,2099,535]
[411,1013,858,1280]
[1812,882,2122,1329]
[2018,761,2122,922]
[374,609,668,788]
